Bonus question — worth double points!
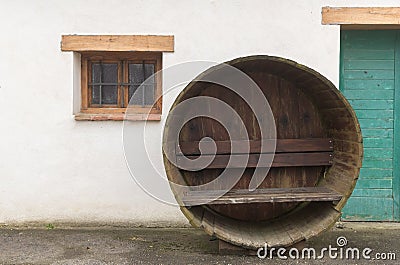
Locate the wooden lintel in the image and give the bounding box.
[322,7,400,25]
[61,35,174,52]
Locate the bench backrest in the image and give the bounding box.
[176,138,333,169]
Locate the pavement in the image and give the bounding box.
[0,222,399,265]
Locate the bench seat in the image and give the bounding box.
[182,187,342,205]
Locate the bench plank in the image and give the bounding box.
[182,187,342,205]
[177,152,333,169]
[177,138,333,156]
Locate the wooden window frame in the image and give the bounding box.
[77,51,163,121]
[61,35,174,121]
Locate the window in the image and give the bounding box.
[61,35,174,120]
[80,52,162,120]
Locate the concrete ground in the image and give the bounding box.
[0,222,399,265]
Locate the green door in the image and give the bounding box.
[340,30,400,221]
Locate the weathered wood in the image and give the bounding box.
[80,58,88,109]
[340,30,398,220]
[182,206,204,228]
[177,152,333,169]
[201,210,215,236]
[333,139,363,156]
[356,110,394,120]
[177,138,333,155]
[182,69,327,221]
[328,129,362,143]
[322,7,400,25]
[74,113,161,121]
[344,79,394,90]
[208,202,341,249]
[182,187,342,205]
[333,151,362,167]
[343,197,394,221]
[76,51,163,120]
[344,60,394,71]
[80,107,162,114]
[344,50,394,61]
[218,240,256,255]
[394,32,400,221]
[61,35,174,52]
[344,69,394,80]
[162,55,362,248]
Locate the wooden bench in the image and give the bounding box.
[176,138,342,205]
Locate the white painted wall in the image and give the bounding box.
[0,0,397,225]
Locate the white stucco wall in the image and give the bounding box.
[0,0,397,225]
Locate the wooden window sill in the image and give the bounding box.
[75,113,161,121]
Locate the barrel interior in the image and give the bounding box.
[163,56,362,248]
[179,65,327,221]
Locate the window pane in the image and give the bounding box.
[144,84,155,105]
[129,64,144,84]
[92,85,100,104]
[91,63,118,105]
[144,64,155,105]
[91,85,118,105]
[102,64,118,83]
[144,64,155,81]
[128,63,155,106]
[129,85,143,105]
[92,63,118,83]
[102,85,118,104]
[92,64,102,83]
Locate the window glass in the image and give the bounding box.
[128,63,155,106]
[91,63,118,105]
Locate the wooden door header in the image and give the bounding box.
[322,7,400,28]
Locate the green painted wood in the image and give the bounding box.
[343,49,394,60]
[355,178,392,189]
[342,30,396,48]
[343,70,394,80]
[344,60,394,70]
[363,148,393,159]
[344,79,394,90]
[360,168,393,178]
[355,110,393,119]
[343,38,394,47]
[342,40,395,50]
[363,138,394,148]
[352,189,393,198]
[342,197,394,221]
[343,90,394,100]
[362,159,393,169]
[393,32,400,220]
[362,128,393,138]
[358,119,393,129]
[340,30,398,221]
[348,100,393,110]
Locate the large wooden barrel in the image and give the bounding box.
[162,55,362,249]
